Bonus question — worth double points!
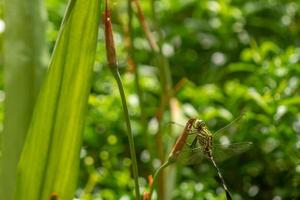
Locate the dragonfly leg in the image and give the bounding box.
[190,137,198,149]
[188,131,197,135]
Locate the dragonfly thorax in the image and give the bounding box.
[194,120,213,153]
[197,130,213,148]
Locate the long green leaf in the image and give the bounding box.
[15,0,101,199]
[0,0,47,199]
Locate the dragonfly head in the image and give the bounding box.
[194,119,206,130]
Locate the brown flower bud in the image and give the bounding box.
[103,0,117,68]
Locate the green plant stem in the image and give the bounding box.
[110,67,140,200]
[150,3,173,200]
[127,0,148,150]
[153,53,173,200]
[132,1,173,198]
[149,160,172,200]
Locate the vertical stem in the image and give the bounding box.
[104,2,140,198]
[127,0,149,150]
[111,68,141,199]
[154,82,168,200]
[150,5,173,200]
[1,0,47,199]
[132,1,173,198]
[149,161,171,200]
[133,0,159,53]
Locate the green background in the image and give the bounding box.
[1,0,300,199]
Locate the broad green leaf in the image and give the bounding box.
[280,97,300,106]
[1,0,47,199]
[247,88,273,114]
[15,0,101,200]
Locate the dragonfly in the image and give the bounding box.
[168,115,252,200]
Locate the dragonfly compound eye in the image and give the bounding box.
[195,119,205,129]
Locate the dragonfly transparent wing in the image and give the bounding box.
[173,141,252,164]
[174,147,204,165]
[215,113,246,133]
[212,113,249,143]
[172,141,205,165]
[212,142,253,162]
[168,112,247,136]
[183,113,248,141]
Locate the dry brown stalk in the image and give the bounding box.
[132,0,159,52]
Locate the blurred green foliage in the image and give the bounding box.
[1,0,300,199]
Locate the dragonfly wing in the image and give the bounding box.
[213,113,247,140]
[212,142,253,162]
[171,141,253,165]
[174,146,206,165]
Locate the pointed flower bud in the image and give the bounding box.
[103,0,117,68]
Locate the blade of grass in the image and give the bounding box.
[0,0,48,199]
[14,0,101,199]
